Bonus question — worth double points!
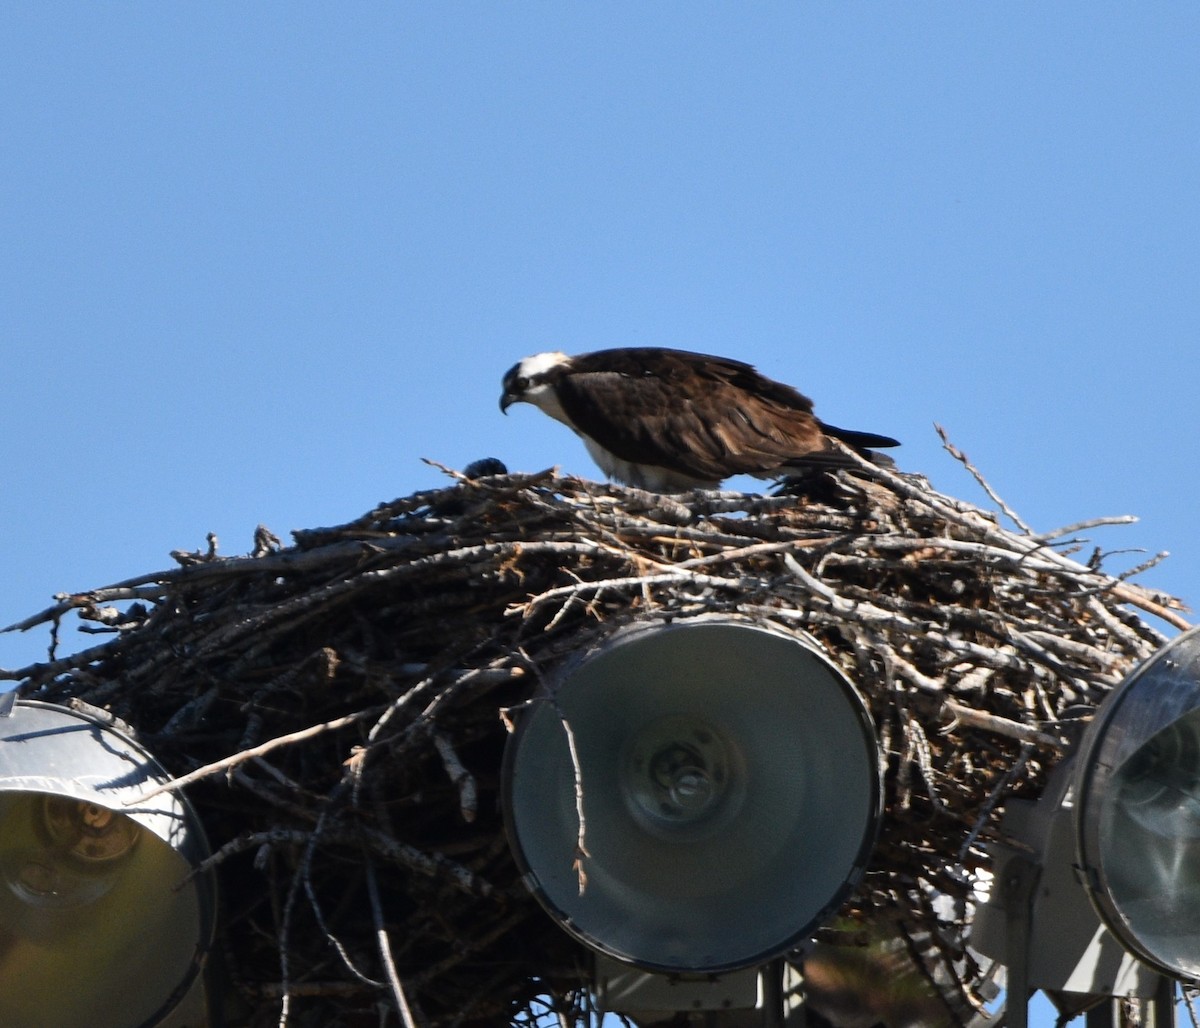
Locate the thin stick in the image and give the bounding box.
[935,423,1034,534]
[431,730,478,823]
[365,857,422,1028]
[550,699,590,896]
[128,708,380,804]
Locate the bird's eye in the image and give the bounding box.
[514,376,529,391]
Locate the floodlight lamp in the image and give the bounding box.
[503,617,882,974]
[1075,626,1200,983]
[0,698,215,1028]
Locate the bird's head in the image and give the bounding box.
[499,351,571,413]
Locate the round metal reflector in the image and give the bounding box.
[1076,626,1200,982]
[0,699,215,1028]
[503,618,881,973]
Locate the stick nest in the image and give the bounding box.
[1,451,1188,1027]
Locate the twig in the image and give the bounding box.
[548,697,590,896]
[942,701,1063,752]
[956,744,1034,862]
[431,731,478,823]
[1036,515,1140,541]
[365,856,422,1028]
[935,423,1034,534]
[128,708,381,803]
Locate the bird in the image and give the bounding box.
[499,347,899,492]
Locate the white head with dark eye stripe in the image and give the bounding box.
[500,351,573,420]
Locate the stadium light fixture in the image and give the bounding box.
[1074,625,1200,985]
[502,617,881,983]
[0,697,215,1028]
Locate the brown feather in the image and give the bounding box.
[553,348,896,483]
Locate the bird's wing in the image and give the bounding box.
[555,349,837,480]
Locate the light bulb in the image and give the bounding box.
[0,795,141,910]
[621,714,747,838]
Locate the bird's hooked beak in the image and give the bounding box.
[499,376,525,414]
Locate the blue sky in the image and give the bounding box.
[1,6,1197,1019]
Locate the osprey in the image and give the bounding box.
[499,347,899,492]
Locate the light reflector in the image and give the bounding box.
[503,617,881,973]
[0,699,215,1028]
[1076,626,1200,982]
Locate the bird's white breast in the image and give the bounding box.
[581,437,716,492]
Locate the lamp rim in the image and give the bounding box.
[1074,625,1200,982]
[502,614,882,973]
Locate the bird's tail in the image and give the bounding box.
[822,423,901,452]
[812,422,900,469]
